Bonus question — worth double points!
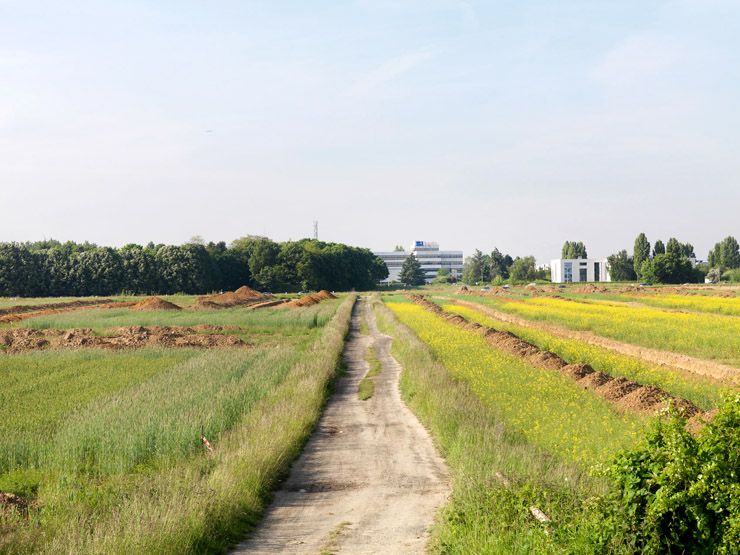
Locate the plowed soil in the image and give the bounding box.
[281,290,337,309]
[130,297,182,311]
[410,295,701,417]
[0,325,246,353]
[0,299,121,324]
[197,285,269,309]
[454,299,740,385]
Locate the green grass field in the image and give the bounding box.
[0,296,354,554]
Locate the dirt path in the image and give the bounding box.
[233,297,449,554]
[455,299,740,385]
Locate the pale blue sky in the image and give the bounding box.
[1,1,738,263]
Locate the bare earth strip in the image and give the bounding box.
[233,297,449,554]
[454,299,740,386]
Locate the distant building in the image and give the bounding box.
[551,258,610,283]
[375,241,464,283]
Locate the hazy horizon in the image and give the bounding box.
[2,1,738,264]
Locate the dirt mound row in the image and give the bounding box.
[282,290,336,309]
[0,325,246,353]
[130,297,182,311]
[196,285,272,309]
[0,299,122,323]
[408,295,701,417]
[571,285,609,294]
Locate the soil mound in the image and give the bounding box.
[0,299,118,324]
[577,371,612,389]
[1,325,246,353]
[596,377,641,400]
[131,297,182,311]
[197,285,269,308]
[616,385,669,413]
[572,285,608,294]
[282,291,336,309]
[561,363,594,379]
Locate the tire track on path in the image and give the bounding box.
[233,297,449,554]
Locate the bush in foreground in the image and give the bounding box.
[591,395,739,554]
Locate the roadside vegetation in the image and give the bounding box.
[0,295,355,553]
[373,297,601,552]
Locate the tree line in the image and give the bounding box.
[459,248,548,285]
[606,234,739,284]
[0,237,389,297]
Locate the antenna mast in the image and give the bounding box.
[313,221,319,240]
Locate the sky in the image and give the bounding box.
[1,0,738,264]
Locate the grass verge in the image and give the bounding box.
[372,298,603,552]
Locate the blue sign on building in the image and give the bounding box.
[415,240,424,247]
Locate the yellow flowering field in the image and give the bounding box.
[443,303,729,410]
[621,293,740,317]
[470,296,740,367]
[387,302,648,466]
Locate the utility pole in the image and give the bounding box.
[313,221,319,240]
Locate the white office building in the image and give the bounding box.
[551,258,610,283]
[375,241,464,283]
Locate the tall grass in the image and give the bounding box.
[1,295,356,554]
[0,349,196,474]
[372,297,602,553]
[48,345,305,475]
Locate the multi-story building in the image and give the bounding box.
[375,241,464,283]
[551,258,610,283]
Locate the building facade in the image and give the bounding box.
[375,241,464,283]
[551,258,610,283]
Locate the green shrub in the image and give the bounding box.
[591,395,740,554]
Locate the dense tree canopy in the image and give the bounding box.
[462,247,516,284]
[508,256,537,282]
[399,254,425,286]
[708,236,740,269]
[606,250,637,281]
[561,241,588,259]
[0,237,388,297]
[633,233,651,278]
[640,252,701,284]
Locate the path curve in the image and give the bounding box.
[233,297,449,554]
[454,298,740,385]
